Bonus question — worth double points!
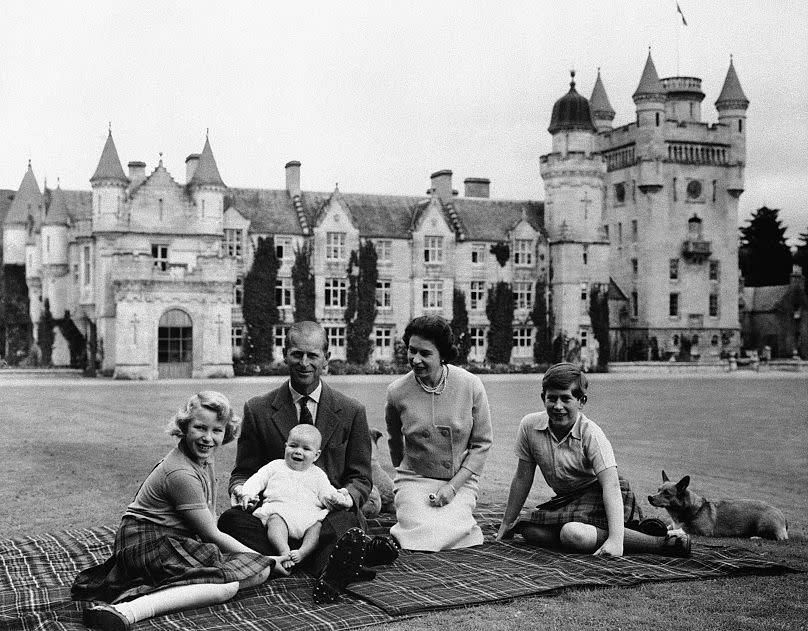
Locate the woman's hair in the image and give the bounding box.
[402,315,458,362]
[167,391,242,444]
[541,362,588,400]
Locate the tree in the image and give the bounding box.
[485,281,514,364]
[739,207,793,287]
[292,242,316,322]
[242,236,279,363]
[451,288,470,364]
[56,310,87,368]
[530,279,550,363]
[588,283,610,371]
[37,299,55,366]
[2,264,30,363]
[794,229,808,292]
[344,240,378,364]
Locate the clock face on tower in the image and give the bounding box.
[686,179,703,200]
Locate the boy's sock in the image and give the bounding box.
[115,581,239,622]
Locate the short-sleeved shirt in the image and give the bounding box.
[515,411,616,495]
[124,443,216,533]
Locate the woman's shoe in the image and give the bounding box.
[83,604,131,631]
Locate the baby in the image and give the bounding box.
[239,424,352,567]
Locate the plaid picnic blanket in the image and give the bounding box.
[1,506,797,631]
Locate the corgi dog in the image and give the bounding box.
[648,471,788,540]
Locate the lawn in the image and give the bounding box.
[2,372,807,630]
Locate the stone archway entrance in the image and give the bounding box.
[158,309,192,379]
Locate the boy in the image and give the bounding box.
[495,363,690,557]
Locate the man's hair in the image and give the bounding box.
[286,321,329,353]
[541,362,588,400]
[288,423,323,450]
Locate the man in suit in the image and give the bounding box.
[218,321,398,603]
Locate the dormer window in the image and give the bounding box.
[514,239,534,266]
[326,232,346,261]
[223,229,243,258]
[424,236,443,264]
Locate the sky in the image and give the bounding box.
[1,1,807,243]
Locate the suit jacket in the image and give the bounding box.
[229,381,372,509]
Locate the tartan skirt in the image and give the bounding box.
[516,475,643,531]
[71,516,275,604]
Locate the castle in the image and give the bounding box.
[1,53,748,378]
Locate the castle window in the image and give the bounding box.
[374,327,392,351]
[603,225,610,240]
[158,198,164,222]
[582,245,588,265]
[580,330,588,348]
[470,327,486,349]
[273,325,289,349]
[325,325,346,348]
[631,220,638,242]
[709,293,719,317]
[83,245,92,286]
[374,239,392,264]
[326,232,346,261]
[471,243,487,265]
[631,290,639,318]
[513,281,533,310]
[617,222,623,245]
[673,178,677,202]
[231,326,244,354]
[324,278,347,307]
[422,280,443,310]
[275,237,293,261]
[469,281,485,310]
[514,239,534,266]
[709,260,720,282]
[223,229,243,258]
[614,182,626,205]
[233,276,244,306]
[424,236,443,264]
[631,258,638,276]
[738,119,743,133]
[513,327,532,348]
[152,244,168,271]
[712,180,717,203]
[655,112,660,127]
[580,282,588,316]
[201,199,206,216]
[376,280,392,310]
[669,292,680,318]
[669,258,679,281]
[275,277,293,308]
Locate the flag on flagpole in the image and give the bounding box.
[676,2,688,26]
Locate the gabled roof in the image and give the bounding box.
[608,277,629,301]
[0,189,15,227]
[742,285,793,313]
[188,136,226,188]
[590,69,615,120]
[304,191,422,238]
[226,188,303,234]
[42,186,70,226]
[715,58,749,110]
[42,188,93,224]
[452,197,544,241]
[90,130,128,184]
[632,51,664,100]
[5,162,42,226]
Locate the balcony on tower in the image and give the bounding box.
[681,213,711,263]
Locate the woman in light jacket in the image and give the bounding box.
[385,315,493,551]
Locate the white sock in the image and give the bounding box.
[113,582,239,623]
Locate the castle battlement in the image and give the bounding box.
[109,252,235,284]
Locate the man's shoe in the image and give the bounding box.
[662,531,692,558]
[365,535,400,567]
[83,604,131,631]
[312,527,368,604]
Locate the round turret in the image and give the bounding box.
[548,71,596,134]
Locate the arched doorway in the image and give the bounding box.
[158,309,192,378]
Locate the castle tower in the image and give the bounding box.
[632,52,666,163]
[187,134,226,235]
[540,71,609,346]
[590,69,615,133]
[3,161,42,265]
[90,129,128,232]
[715,57,749,165]
[40,184,70,317]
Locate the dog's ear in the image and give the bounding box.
[662,470,670,482]
[675,476,690,492]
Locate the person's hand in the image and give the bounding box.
[323,488,353,510]
[428,484,456,507]
[593,537,623,558]
[496,520,517,541]
[230,485,246,508]
[269,554,292,577]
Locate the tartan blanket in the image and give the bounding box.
[1,507,797,631]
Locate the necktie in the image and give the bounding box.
[298,395,314,425]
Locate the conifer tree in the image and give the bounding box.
[794,229,808,292]
[485,281,514,364]
[292,242,316,322]
[345,241,378,364]
[242,236,279,363]
[451,288,470,364]
[588,283,610,371]
[2,264,30,363]
[37,299,55,366]
[739,207,793,287]
[530,279,550,363]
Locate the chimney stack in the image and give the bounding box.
[464,177,490,198]
[185,154,200,183]
[285,160,301,197]
[128,161,146,187]
[430,169,453,201]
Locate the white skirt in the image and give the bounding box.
[389,468,483,552]
[252,501,328,539]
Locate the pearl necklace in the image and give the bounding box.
[415,364,448,395]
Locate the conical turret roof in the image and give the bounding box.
[548,71,596,134]
[590,69,615,120]
[632,51,664,100]
[715,57,749,109]
[188,136,226,188]
[43,184,70,226]
[5,161,42,226]
[90,130,128,184]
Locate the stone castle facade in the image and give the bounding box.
[1,53,748,378]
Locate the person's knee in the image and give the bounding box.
[217,508,243,535]
[559,522,597,551]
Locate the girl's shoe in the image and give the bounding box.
[83,604,131,631]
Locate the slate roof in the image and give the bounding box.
[90,131,128,184]
[548,73,596,134]
[226,188,302,234]
[590,69,615,120]
[742,285,790,313]
[0,189,15,227]
[452,197,544,241]
[42,188,92,224]
[42,186,70,226]
[5,163,42,226]
[715,58,749,109]
[188,137,226,188]
[633,51,664,100]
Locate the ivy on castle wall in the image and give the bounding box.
[485,281,514,364]
[344,240,378,364]
[530,279,551,363]
[451,288,470,365]
[37,299,55,366]
[490,241,510,267]
[292,241,316,322]
[1,264,31,363]
[56,310,87,368]
[242,236,279,363]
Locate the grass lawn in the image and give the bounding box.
[2,372,807,630]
